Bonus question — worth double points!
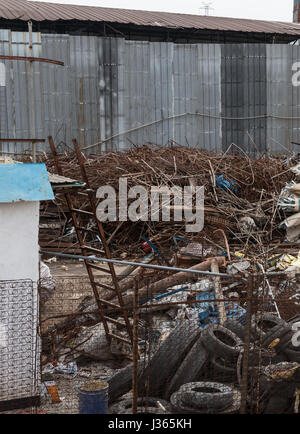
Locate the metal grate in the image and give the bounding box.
[0,279,40,407]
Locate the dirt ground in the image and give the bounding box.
[41,258,130,330]
[41,359,129,414]
[38,259,133,414]
[48,258,129,279]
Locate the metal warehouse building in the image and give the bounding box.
[1,0,300,154]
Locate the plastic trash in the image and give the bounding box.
[290,163,300,177]
[39,261,56,302]
[237,217,257,234]
[227,261,250,275]
[44,381,61,403]
[277,252,300,270]
[43,361,78,375]
[194,291,246,328]
[215,175,238,194]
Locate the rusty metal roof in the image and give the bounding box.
[1,0,300,36]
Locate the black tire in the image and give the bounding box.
[283,347,300,363]
[201,324,243,359]
[224,318,262,344]
[223,319,246,342]
[170,386,241,414]
[209,354,237,382]
[140,320,202,398]
[274,328,295,352]
[108,360,146,404]
[164,337,208,399]
[262,324,292,352]
[178,382,233,410]
[251,313,285,341]
[110,397,172,414]
[287,314,300,325]
[264,396,290,414]
[248,349,276,367]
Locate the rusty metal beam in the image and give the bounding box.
[0,139,45,143]
[240,275,254,414]
[132,278,139,414]
[0,55,64,66]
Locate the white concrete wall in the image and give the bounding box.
[0,201,40,402]
[0,201,39,281]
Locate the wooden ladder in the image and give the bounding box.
[48,136,133,348]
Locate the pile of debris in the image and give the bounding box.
[38,144,300,413]
[41,144,297,257]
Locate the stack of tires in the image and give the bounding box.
[107,315,300,414]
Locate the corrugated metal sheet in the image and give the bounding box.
[120,41,222,150]
[221,44,267,153]
[1,32,300,155]
[0,29,44,154]
[1,0,300,36]
[266,44,300,155]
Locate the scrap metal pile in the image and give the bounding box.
[40,144,300,414]
[42,144,297,258]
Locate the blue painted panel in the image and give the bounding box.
[0,163,54,203]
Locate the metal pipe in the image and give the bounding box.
[211,259,227,325]
[0,55,64,65]
[257,263,281,318]
[294,0,300,22]
[213,229,231,262]
[28,21,36,163]
[240,275,254,414]
[40,250,230,277]
[132,278,139,415]
[139,285,188,304]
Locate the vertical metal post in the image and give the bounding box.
[28,20,36,163]
[211,259,227,325]
[240,275,254,414]
[294,0,300,22]
[132,278,139,414]
[79,78,84,147]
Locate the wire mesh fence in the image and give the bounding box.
[0,270,299,414]
[125,273,300,415]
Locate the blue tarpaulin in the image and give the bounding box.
[0,163,54,203]
[194,291,246,328]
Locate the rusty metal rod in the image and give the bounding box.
[0,55,64,66]
[0,138,45,143]
[132,278,139,414]
[211,259,227,325]
[40,250,297,279]
[40,250,229,277]
[240,275,254,414]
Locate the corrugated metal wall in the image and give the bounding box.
[221,44,267,153]
[0,31,300,155]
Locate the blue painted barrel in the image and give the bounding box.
[78,381,109,414]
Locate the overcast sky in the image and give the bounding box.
[34,0,295,22]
